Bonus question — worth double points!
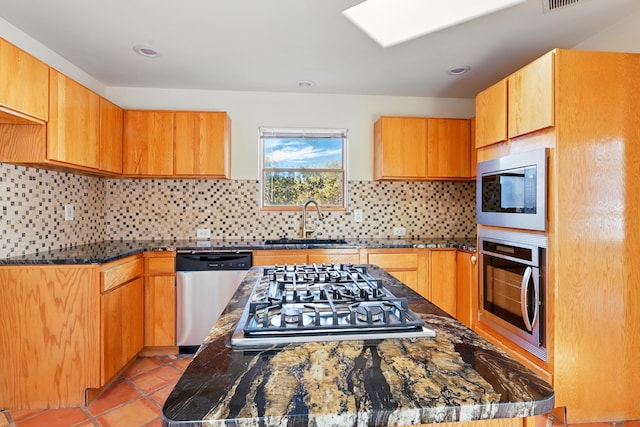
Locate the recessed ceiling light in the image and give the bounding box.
[343,0,526,48]
[133,45,159,58]
[297,80,315,87]
[447,66,471,76]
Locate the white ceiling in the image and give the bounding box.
[0,0,639,98]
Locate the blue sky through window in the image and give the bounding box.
[264,138,343,169]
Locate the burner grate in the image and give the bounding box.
[231,264,435,347]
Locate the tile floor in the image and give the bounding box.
[0,354,192,427]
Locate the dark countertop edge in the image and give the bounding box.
[161,266,555,426]
[0,238,477,265]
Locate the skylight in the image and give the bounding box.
[343,0,527,48]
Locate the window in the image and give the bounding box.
[260,127,348,210]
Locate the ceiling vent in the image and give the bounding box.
[543,0,588,13]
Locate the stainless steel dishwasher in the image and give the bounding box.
[175,250,252,353]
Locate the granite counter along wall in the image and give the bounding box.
[0,161,476,258]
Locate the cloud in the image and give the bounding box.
[267,140,341,163]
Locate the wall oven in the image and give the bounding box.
[478,228,548,362]
[476,148,548,231]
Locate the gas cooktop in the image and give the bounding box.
[230,264,435,348]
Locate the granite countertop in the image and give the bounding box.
[0,238,477,265]
[162,265,554,427]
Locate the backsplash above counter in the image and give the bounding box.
[1,163,476,258]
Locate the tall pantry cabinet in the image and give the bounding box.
[475,49,640,424]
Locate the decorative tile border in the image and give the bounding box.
[1,163,476,258]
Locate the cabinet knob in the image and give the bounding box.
[471,255,477,265]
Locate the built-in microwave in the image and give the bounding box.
[476,148,548,231]
[478,228,548,362]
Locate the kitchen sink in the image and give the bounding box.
[265,238,349,245]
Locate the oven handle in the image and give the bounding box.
[520,266,539,332]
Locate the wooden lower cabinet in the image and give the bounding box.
[0,266,100,409]
[100,277,144,384]
[252,249,360,267]
[360,248,428,297]
[144,251,177,347]
[428,249,457,316]
[455,251,477,329]
[99,255,145,385]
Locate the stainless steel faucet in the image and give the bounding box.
[302,199,324,239]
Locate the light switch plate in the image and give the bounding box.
[354,209,363,222]
[196,228,211,239]
[64,204,74,221]
[392,226,406,236]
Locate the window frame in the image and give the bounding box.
[259,127,349,212]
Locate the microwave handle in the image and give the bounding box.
[520,266,539,332]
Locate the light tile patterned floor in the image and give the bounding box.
[0,354,192,427]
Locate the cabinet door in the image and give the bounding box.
[174,111,230,177]
[0,39,49,121]
[101,277,144,384]
[145,276,176,347]
[374,116,428,180]
[307,251,360,265]
[475,79,507,148]
[427,118,471,179]
[99,97,123,174]
[388,270,419,292]
[508,51,554,138]
[455,251,477,328]
[470,118,477,178]
[364,249,427,297]
[123,110,174,176]
[252,251,308,266]
[48,69,100,169]
[429,250,457,316]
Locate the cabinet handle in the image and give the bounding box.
[471,255,477,265]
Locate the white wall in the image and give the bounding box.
[0,17,106,96]
[573,8,640,53]
[107,87,475,180]
[0,16,475,181]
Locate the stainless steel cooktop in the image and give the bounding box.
[230,264,435,348]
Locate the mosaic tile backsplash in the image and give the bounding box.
[1,163,476,258]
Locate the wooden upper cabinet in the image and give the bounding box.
[426,118,471,179]
[48,69,100,169]
[475,79,507,148]
[374,116,428,180]
[470,118,477,178]
[0,38,49,122]
[374,116,472,181]
[507,50,555,139]
[123,110,174,176]
[174,111,230,177]
[99,97,123,175]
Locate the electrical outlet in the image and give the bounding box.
[392,226,406,236]
[354,209,363,223]
[196,228,211,239]
[64,204,74,221]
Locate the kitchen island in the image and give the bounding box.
[162,265,554,427]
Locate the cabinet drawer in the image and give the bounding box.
[101,256,144,292]
[147,253,176,275]
[367,253,418,269]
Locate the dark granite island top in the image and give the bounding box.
[162,266,554,427]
